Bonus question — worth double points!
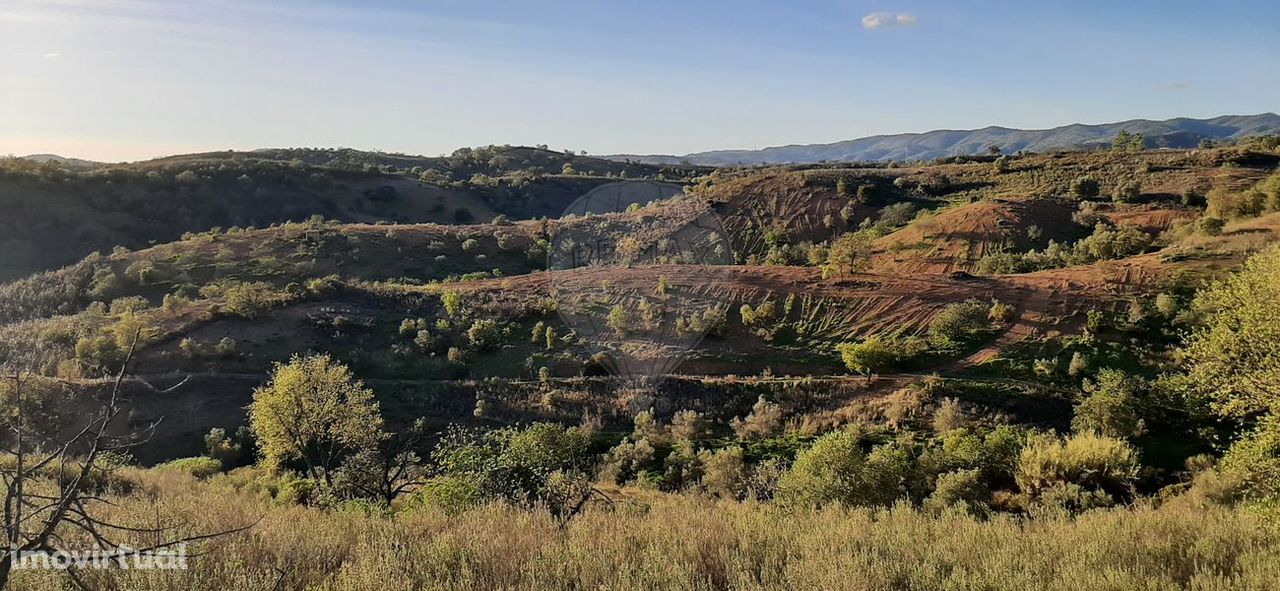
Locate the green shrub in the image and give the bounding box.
[931,398,968,434]
[275,474,319,505]
[1072,369,1147,439]
[430,423,593,518]
[739,299,788,341]
[877,202,917,228]
[1198,216,1225,236]
[1112,180,1142,203]
[221,281,290,318]
[987,300,1014,322]
[214,337,238,357]
[1068,351,1090,377]
[1154,293,1179,317]
[777,432,913,509]
[1070,177,1100,200]
[1015,432,1139,502]
[1218,417,1280,502]
[677,306,728,337]
[923,469,990,516]
[158,456,223,479]
[698,447,748,500]
[928,300,991,349]
[205,427,247,467]
[599,438,657,485]
[466,319,504,351]
[918,425,1027,488]
[837,335,926,378]
[731,396,783,440]
[1032,482,1116,515]
[440,291,463,318]
[605,305,629,336]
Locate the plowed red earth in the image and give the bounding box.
[869,199,1080,274]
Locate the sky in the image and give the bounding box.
[1,0,1278,162]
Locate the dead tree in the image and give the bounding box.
[334,419,431,505]
[0,334,250,589]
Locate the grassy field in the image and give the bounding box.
[5,468,1279,591]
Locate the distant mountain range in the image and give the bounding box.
[608,113,1280,166]
[17,113,1280,170]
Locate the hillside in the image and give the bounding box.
[0,147,698,280]
[18,153,104,169]
[3,144,1279,462]
[612,113,1280,165]
[9,3,1280,587]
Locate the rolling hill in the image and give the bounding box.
[0,147,700,280]
[4,142,1279,461]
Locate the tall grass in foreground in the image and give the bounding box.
[8,468,1280,591]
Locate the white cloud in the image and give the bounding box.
[861,12,917,29]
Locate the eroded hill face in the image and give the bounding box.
[868,199,1083,274]
[3,144,1279,462]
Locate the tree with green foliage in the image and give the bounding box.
[1113,130,1133,151]
[607,305,629,336]
[249,354,385,483]
[825,231,874,276]
[1184,245,1280,418]
[1073,369,1147,439]
[928,299,990,349]
[423,423,594,520]
[837,337,899,383]
[698,446,747,499]
[777,432,913,509]
[1112,130,1144,152]
[1182,245,1280,499]
[221,281,289,319]
[670,410,707,447]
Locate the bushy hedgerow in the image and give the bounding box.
[976,222,1154,275]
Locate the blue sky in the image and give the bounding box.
[1,0,1277,161]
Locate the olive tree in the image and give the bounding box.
[249,354,385,483]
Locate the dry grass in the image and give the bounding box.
[8,468,1280,590]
